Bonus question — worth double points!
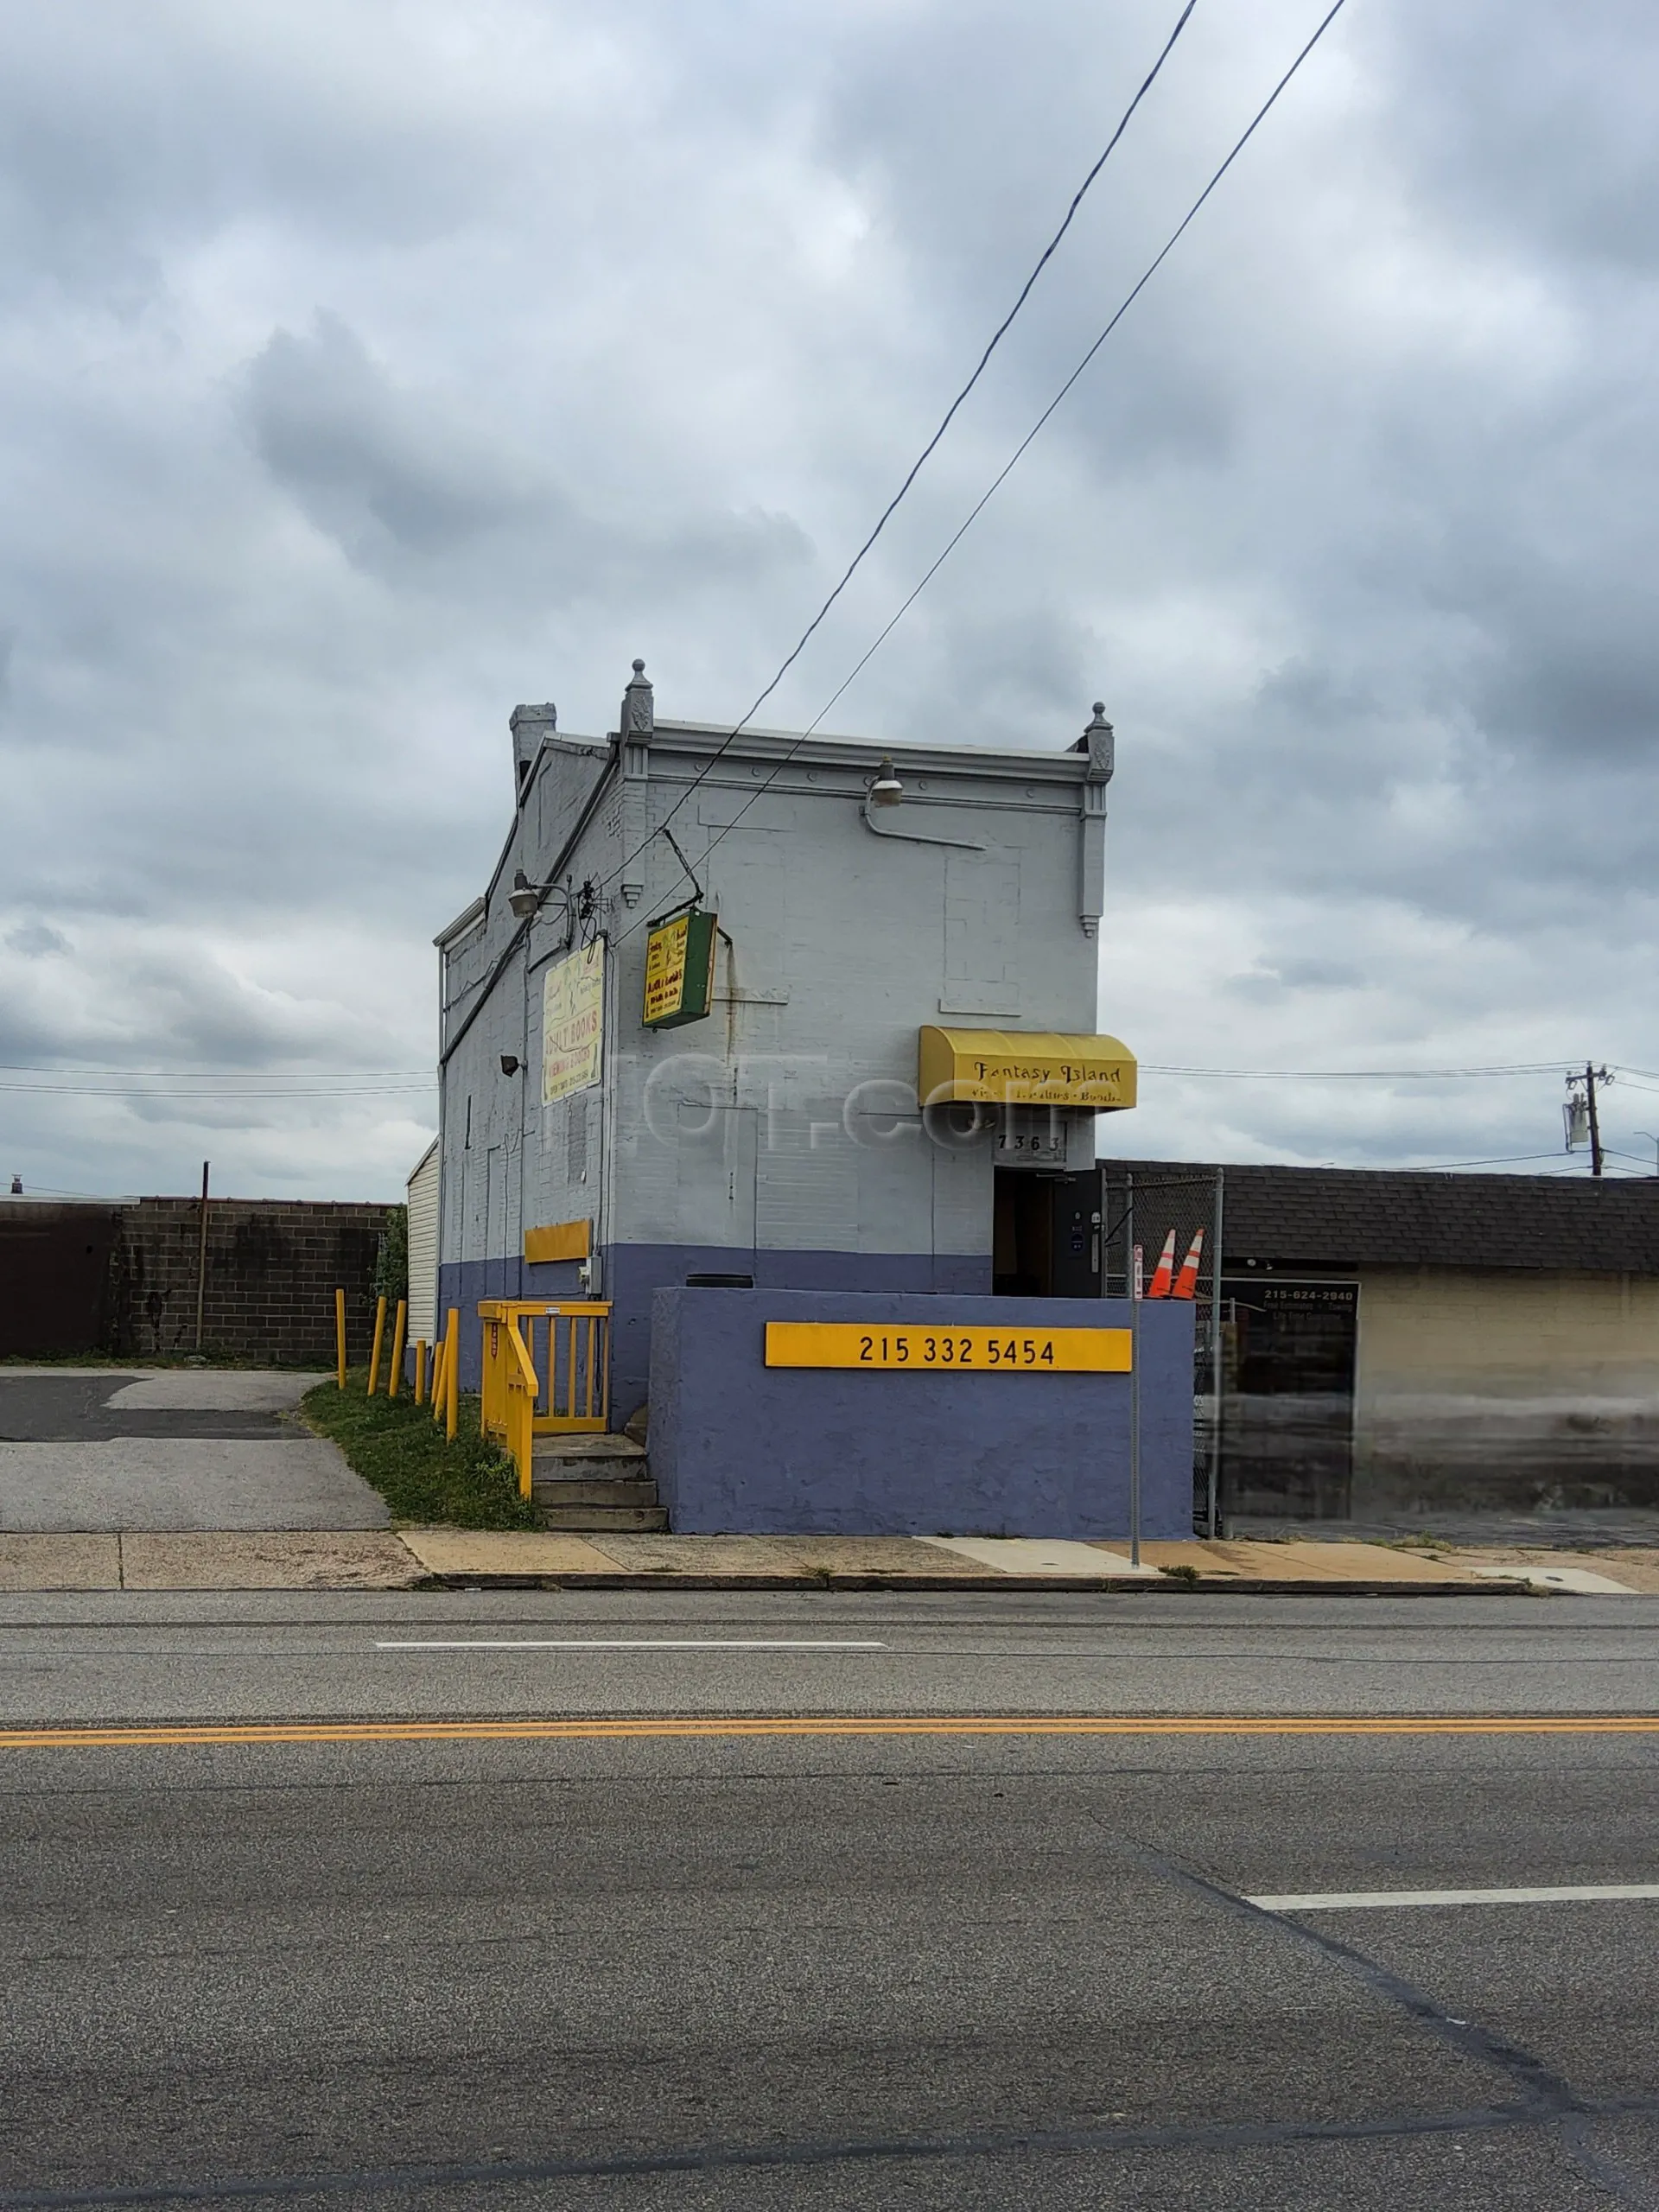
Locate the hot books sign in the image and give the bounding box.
[642,909,718,1030]
[542,940,605,1103]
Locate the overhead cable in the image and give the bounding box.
[1413,1150,1575,1171]
[1139,1060,1574,1081]
[591,0,1201,913]
[0,1081,435,1098]
[614,0,1355,936]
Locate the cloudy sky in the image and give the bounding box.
[3,0,1656,1199]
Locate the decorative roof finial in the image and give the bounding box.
[1075,699,1114,784]
[620,658,654,741]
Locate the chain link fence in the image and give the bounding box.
[1098,1165,1225,1536]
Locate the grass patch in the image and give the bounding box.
[301,1371,539,1529]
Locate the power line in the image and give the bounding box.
[0,1183,134,1199]
[613,0,1355,937]
[0,1082,435,1098]
[588,0,1200,914]
[1412,1151,1573,1171]
[784,0,1200,696]
[1140,1060,1575,1081]
[0,1065,435,1079]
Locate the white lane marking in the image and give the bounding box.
[374,1638,887,1650]
[1249,1884,1659,1911]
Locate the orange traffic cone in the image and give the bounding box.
[1172,1228,1205,1300]
[1144,1230,1177,1299]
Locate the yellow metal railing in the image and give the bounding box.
[478,1300,612,1498]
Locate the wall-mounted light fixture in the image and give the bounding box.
[861,756,985,851]
[868,756,904,807]
[509,870,601,937]
[508,869,551,920]
[499,1053,521,1077]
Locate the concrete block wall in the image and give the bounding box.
[110,1199,392,1364]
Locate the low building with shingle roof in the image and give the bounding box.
[1103,1160,1659,1523]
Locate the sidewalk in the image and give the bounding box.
[3,1529,1653,1593]
[395,1530,1654,1594]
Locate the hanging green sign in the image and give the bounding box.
[642,908,719,1029]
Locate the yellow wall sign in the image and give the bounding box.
[765,1322,1132,1372]
[542,940,605,1103]
[643,909,718,1029]
[523,1218,590,1264]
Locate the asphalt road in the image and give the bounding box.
[0,1585,1653,1725]
[0,1591,1655,2211]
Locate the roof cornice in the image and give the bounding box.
[646,720,1089,786]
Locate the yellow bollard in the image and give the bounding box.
[429,1332,446,1424]
[413,1338,428,1407]
[444,1306,460,1441]
[334,1288,346,1390]
[366,1294,388,1396]
[387,1300,408,1399]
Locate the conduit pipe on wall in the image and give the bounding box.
[858,785,986,852]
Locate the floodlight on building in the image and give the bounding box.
[868,757,904,806]
[508,869,589,929]
[499,1054,521,1077]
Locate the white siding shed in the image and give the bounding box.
[406,1140,440,1346]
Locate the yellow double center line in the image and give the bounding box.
[0,1714,1656,1750]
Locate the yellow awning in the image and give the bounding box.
[918,1027,1137,1112]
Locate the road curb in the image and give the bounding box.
[411,1570,1535,1597]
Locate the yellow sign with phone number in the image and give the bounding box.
[764,1323,1132,1373]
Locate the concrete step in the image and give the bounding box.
[532,1478,661,1510]
[536,1503,670,1534]
[531,1433,648,1477]
[529,1432,665,1533]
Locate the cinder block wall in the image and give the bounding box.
[110,1199,391,1364]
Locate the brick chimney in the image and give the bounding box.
[510,702,556,798]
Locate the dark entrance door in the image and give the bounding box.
[993,1171,1101,1298]
[1219,1277,1358,1519]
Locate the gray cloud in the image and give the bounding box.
[4,922,69,959]
[1,0,1656,1195]
[240,314,553,568]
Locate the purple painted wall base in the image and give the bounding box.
[648,1287,1194,1538]
[438,1244,988,1407]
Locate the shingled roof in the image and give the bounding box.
[1099,1160,1659,1274]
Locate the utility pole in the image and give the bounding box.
[1565,1066,1611,1177]
[194,1160,211,1350]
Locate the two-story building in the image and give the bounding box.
[428,661,1194,1539]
